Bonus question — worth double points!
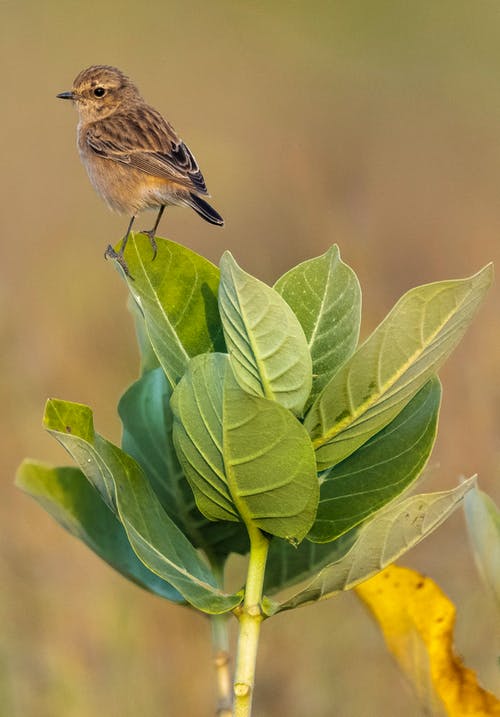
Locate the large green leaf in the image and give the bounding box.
[218,252,312,416]
[43,398,241,614]
[119,368,249,556]
[171,353,319,543]
[114,233,225,387]
[464,487,500,608]
[274,245,361,408]
[305,265,493,471]
[264,379,441,590]
[308,377,441,542]
[264,478,475,614]
[16,461,183,603]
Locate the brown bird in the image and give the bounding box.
[57,65,223,274]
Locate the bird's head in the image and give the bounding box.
[57,65,141,122]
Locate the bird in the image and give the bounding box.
[57,65,223,275]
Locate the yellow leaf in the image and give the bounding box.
[355,565,500,716]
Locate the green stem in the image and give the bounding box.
[212,613,232,717]
[209,559,233,717]
[233,526,270,717]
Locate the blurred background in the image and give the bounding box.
[2,1,500,715]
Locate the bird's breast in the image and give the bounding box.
[76,126,188,214]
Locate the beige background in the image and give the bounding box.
[2,2,499,715]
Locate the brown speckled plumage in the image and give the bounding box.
[57,64,223,274]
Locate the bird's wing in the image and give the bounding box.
[85,106,208,195]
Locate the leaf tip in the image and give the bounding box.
[482,261,494,283]
[219,250,236,269]
[325,244,341,261]
[14,458,34,490]
[43,398,95,439]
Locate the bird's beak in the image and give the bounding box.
[56,91,75,100]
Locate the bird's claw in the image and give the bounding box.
[104,244,134,279]
[141,230,158,261]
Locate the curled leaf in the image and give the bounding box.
[356,565,500,716]
[43,398,241,614]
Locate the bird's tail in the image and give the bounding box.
[188,193,224,226]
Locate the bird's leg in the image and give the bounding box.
[141,205,166,260]
[104,215,136,277]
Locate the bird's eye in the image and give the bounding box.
[93,87,106,97]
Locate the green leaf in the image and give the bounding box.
[264,478,475,614]
[127,295,160,374]
[265,380,440,590]
[43,398,115,510]
[264,528,358,595]
[16,461,183,603]
[305,265,493,471]
[116,233,225,387]
[274,245,361,408]
[308,377,441,542]
[119,368,185,512]
[171,353,319,543]
[464,487,500,609]
[43,398,241,614]
[218,252,312,416]
[119,368,249,556]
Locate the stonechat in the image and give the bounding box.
[57,65,223,274]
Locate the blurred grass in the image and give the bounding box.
[1,1,500,714]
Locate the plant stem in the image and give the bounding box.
[210,559,233,717]
[211,613,232,717]
[233,526,270,717]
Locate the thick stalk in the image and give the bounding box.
[233,526,270,717]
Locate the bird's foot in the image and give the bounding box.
[104,244,134,280]
[140,229,158,261]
